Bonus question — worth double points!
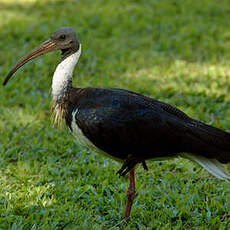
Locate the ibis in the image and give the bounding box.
[3,27,230,221]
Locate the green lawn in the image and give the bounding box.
[0,0,230,229]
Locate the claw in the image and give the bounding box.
[117,159,138,177]
[142,161,148,171]
[116,161,129,176]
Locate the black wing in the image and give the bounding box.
[67,87,230,163]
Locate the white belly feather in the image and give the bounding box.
[71,109,100,151]
[71,109,122,161]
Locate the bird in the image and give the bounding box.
[3,27,230,221]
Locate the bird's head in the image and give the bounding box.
[3,27,80,86]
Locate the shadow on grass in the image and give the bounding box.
[1,0,230,62]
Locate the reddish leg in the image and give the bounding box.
[123,169,136,221]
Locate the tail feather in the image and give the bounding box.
[181,153,230,181]
[187,120,230,164]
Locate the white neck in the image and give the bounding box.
[52,44,81,103]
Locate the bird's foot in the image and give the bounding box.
[117,159,138,177]
[142,161,148,171]
[117,159,148,177]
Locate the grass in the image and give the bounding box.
[0,0,230,229]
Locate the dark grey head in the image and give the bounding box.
[51,27,80,59]
[3,27,80,85]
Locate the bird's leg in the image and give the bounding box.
[124,168,136,221]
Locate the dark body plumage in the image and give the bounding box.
[65,87,230,167]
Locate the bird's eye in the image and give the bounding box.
[60,34,66,40]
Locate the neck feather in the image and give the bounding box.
[51,44,81,124]
[52,45,81,103]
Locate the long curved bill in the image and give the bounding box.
[3,39,57,86]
